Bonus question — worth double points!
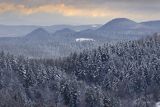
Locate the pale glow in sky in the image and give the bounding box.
[0,0,159,25]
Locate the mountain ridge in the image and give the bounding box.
[25,28,51,40]
[100,18,137,30]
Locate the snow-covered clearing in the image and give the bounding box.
[156,102,160,107]
[75,38,95,42]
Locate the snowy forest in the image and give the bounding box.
[1,0,160,106]
[0,33,160,107]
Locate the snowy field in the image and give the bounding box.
[75,38,95,42]
[156,102,160,107]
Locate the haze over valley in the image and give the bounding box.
[1,18,160,58]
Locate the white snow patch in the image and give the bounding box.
[156,102,160,107]
[76,38,95,42]
[92,25,98,28]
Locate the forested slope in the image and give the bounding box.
[55,34,160,106]
[0,33,160,107]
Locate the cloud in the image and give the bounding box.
[0,3,107,17]
[0,2,136,18]
[0,1,159,20]
[0,0,159,16]
[0,0,160,25]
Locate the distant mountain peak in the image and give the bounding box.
[99,18,137,30]
[31,28,49,34]
[25,28,50,38]
[109,18,134,22]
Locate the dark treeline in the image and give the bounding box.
[0,34,160,107]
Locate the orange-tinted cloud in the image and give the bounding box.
[0,2,157,21]
[0,3,109,17]
[0,2,144,19]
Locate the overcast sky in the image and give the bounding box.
[0,0,159,25]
